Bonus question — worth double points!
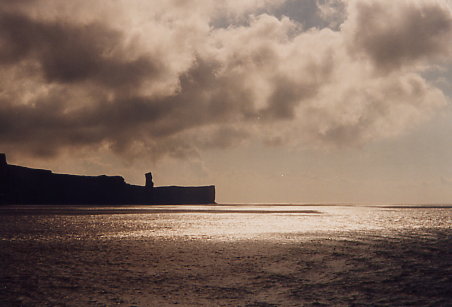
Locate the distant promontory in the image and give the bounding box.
[0,153,215,205]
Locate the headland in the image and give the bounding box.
[0,153,215,205]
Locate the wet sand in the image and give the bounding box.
[0,206,451,306]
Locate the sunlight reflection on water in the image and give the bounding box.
[1,204,450,242]
[83,205,452,241]
[1,205,450,307]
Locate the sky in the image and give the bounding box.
[1,0,452,204]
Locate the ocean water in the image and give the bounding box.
[1,204,451,306]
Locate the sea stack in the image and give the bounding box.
[145,172,154,188]
[0,153,6,167]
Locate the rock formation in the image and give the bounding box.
[0,153,6,167]
[145,172,154,188]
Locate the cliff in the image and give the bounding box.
[0,153,215,205]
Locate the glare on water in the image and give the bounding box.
[111,205,451,240]
[2,204,450,242]
[1,204,451,306]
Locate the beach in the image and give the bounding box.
[0,205,451,306]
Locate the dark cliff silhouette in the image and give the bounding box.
[0,153,215,205]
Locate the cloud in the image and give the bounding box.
[0,0,450,160]
[316,0,346,28]
[344,0,452,72]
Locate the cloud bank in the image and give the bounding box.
[0,0,450,159]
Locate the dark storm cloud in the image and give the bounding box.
[0,0,451,160]
[0,54,254,157]
[0,5,177,157]
[0,11,162,89]
[346,1,452,72]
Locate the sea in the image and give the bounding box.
[0,204,451,306]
